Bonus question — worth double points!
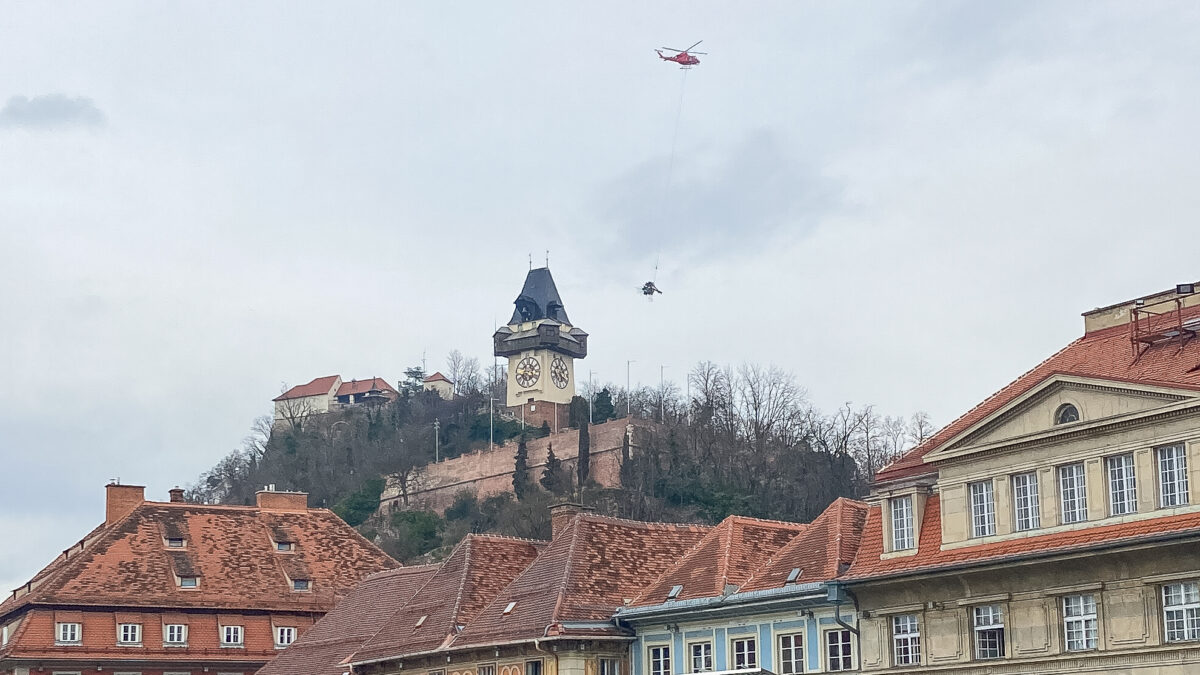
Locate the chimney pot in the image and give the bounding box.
[105,483,146,526]
[549,502,593,538]
[168,487,186,503]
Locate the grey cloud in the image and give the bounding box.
[0,94,106,129]
[593,130,841,262]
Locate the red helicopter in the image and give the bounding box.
[656,40,706,68]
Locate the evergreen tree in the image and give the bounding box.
[540,443,570,495]
[593,387,615,423]
[576,402,591,489]
[513,433,531,500]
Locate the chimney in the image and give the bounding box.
[168,487,186,503]
[549,502,593,539]
[105,482,146,526]
[256,488,309,512]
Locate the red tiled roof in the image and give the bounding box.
[274,376,341,402]
[0,501,398,618]
[449,515,709,647]
[739,498,869,592]
[874,306,1200,483]
[843,495,1200,581]
[351,535,543,663]
[423,372,452,384]
[631,516,806,607]
[336,378,398,397]
[258,565,439,675]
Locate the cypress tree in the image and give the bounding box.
[513,433,531,500]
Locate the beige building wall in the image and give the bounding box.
[351,642,629,675]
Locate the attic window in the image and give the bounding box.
[503,601,517,615]
[179,576,199,588]
[275,541,295,552]
[293,579,311,592]
[415,615,427,628]
[785,568,802,584]
[1055,404,1080,425]
[165,537,185,548]
[667,585,683,600]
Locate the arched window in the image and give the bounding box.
[1055,403,1080,425]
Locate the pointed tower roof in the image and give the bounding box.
[510,267,571,325]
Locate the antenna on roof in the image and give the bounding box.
[545,249,550,268]
[528,252,533,270]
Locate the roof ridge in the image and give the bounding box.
[465,532,549,546]
[447,537,475,627]
[575,512,708,530]
[549,515,585,626]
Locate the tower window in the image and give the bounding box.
[1055,404,1080,425]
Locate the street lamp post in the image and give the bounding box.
[433,419,440,463]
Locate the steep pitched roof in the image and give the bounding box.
[336,377,398,397]
[843,495,1200,581]
[351,535,544,663]
[450,515,708,647]
[0,501,397,619]
[739,498,869,592]
[258,565,439,675]
[874,304,1200,483]
[509,267,572,325]
[274,375,341,401]
[423,372,452,384]
[630,516,806,607]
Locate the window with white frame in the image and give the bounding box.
[1,624,8,647]
[118,623,142,645]
[1059,463,1088,524]
[1012,472,1041,531]
[275,626,296,647]
[732,636,757,669]
[221,624,243,646]
[689,641,713,672]
[826,629,853,671]
[164,623,187,645]
[649,646,671,675]
[970,480,996,537]
[599,658,621,675]
[1063,594,1098,651]
[890,496,915,551]
[478,665,496,675]
[892,615,921,666]
[56,622,81,644]
[972,605,1004,659]
[1106,454,1137,516]
[777,633,803,674]
[1158,444,1190,507]
[1162,581,1200,642]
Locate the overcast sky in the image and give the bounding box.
[2,1,1199,592]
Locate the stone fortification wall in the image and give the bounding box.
[380,419,645,513]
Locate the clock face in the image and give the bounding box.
[551,356,570,389]
[515,356,541,388]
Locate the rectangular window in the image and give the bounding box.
[890,496,915,551]
[649,646,671,675]
[179,576,198,588]
[1159,444,1190,507]
[972,605,1004,660]
[166,538,185,548]
[689,641,713,673]
[221,625,243,646]
[1063,595,1098,651]
[892,615,921,666]
[1059,463,1088,524]
[826,629,853,671]
[970,480,996,537]
[275,626,296,647]
[165,624,187,645]
[731,637,757,669]
[526,661,543,675]
[292,579,311,592]
[778,633,803,674]
[1012,472,1041,531]
[478,665,496,675]
[55,622,81,644]
[1107,454,1138,516]
[275,541,294,552]
[118,623,142,645]
[599,659,621,675]
[1162,581,1200,642]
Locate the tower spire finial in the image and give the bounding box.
[528,252,532,271]
[545,249,550,268]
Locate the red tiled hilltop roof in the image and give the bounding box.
[874,303,1200,482]
[448,514,708,647]
[336,377,398,397]
[631,516,806,607]
[274,375,340,401]
[740,498,868,591]
[423,372,452,383]
[258,565,439,675]
[350,535,543,664]
[844,495,1200,582]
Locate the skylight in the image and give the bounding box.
[415,615,427,628]
[667,584,683,600]
[503,601,517,615]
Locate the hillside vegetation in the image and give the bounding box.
[190,360,932,563]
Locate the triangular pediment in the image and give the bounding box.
[926,375,1199,462]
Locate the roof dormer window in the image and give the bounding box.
[1055,403,1080,425]
[292,579,311,592]
[275,541,295,552]
[179,575,199,588]
[165,537,185,548]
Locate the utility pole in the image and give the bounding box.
[433,419,440,462]
[588,369,595,424]
[626,360,635,418]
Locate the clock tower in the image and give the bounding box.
[493,267,588,431]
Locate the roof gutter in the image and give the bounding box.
[616,582,826,622]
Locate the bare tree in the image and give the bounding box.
[446,350,466,394]
[275,386,316,433]
[908,411,935,446]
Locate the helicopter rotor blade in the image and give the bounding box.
[661,47,684,53]
[685,40,703,52]
[689,51,708,55]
